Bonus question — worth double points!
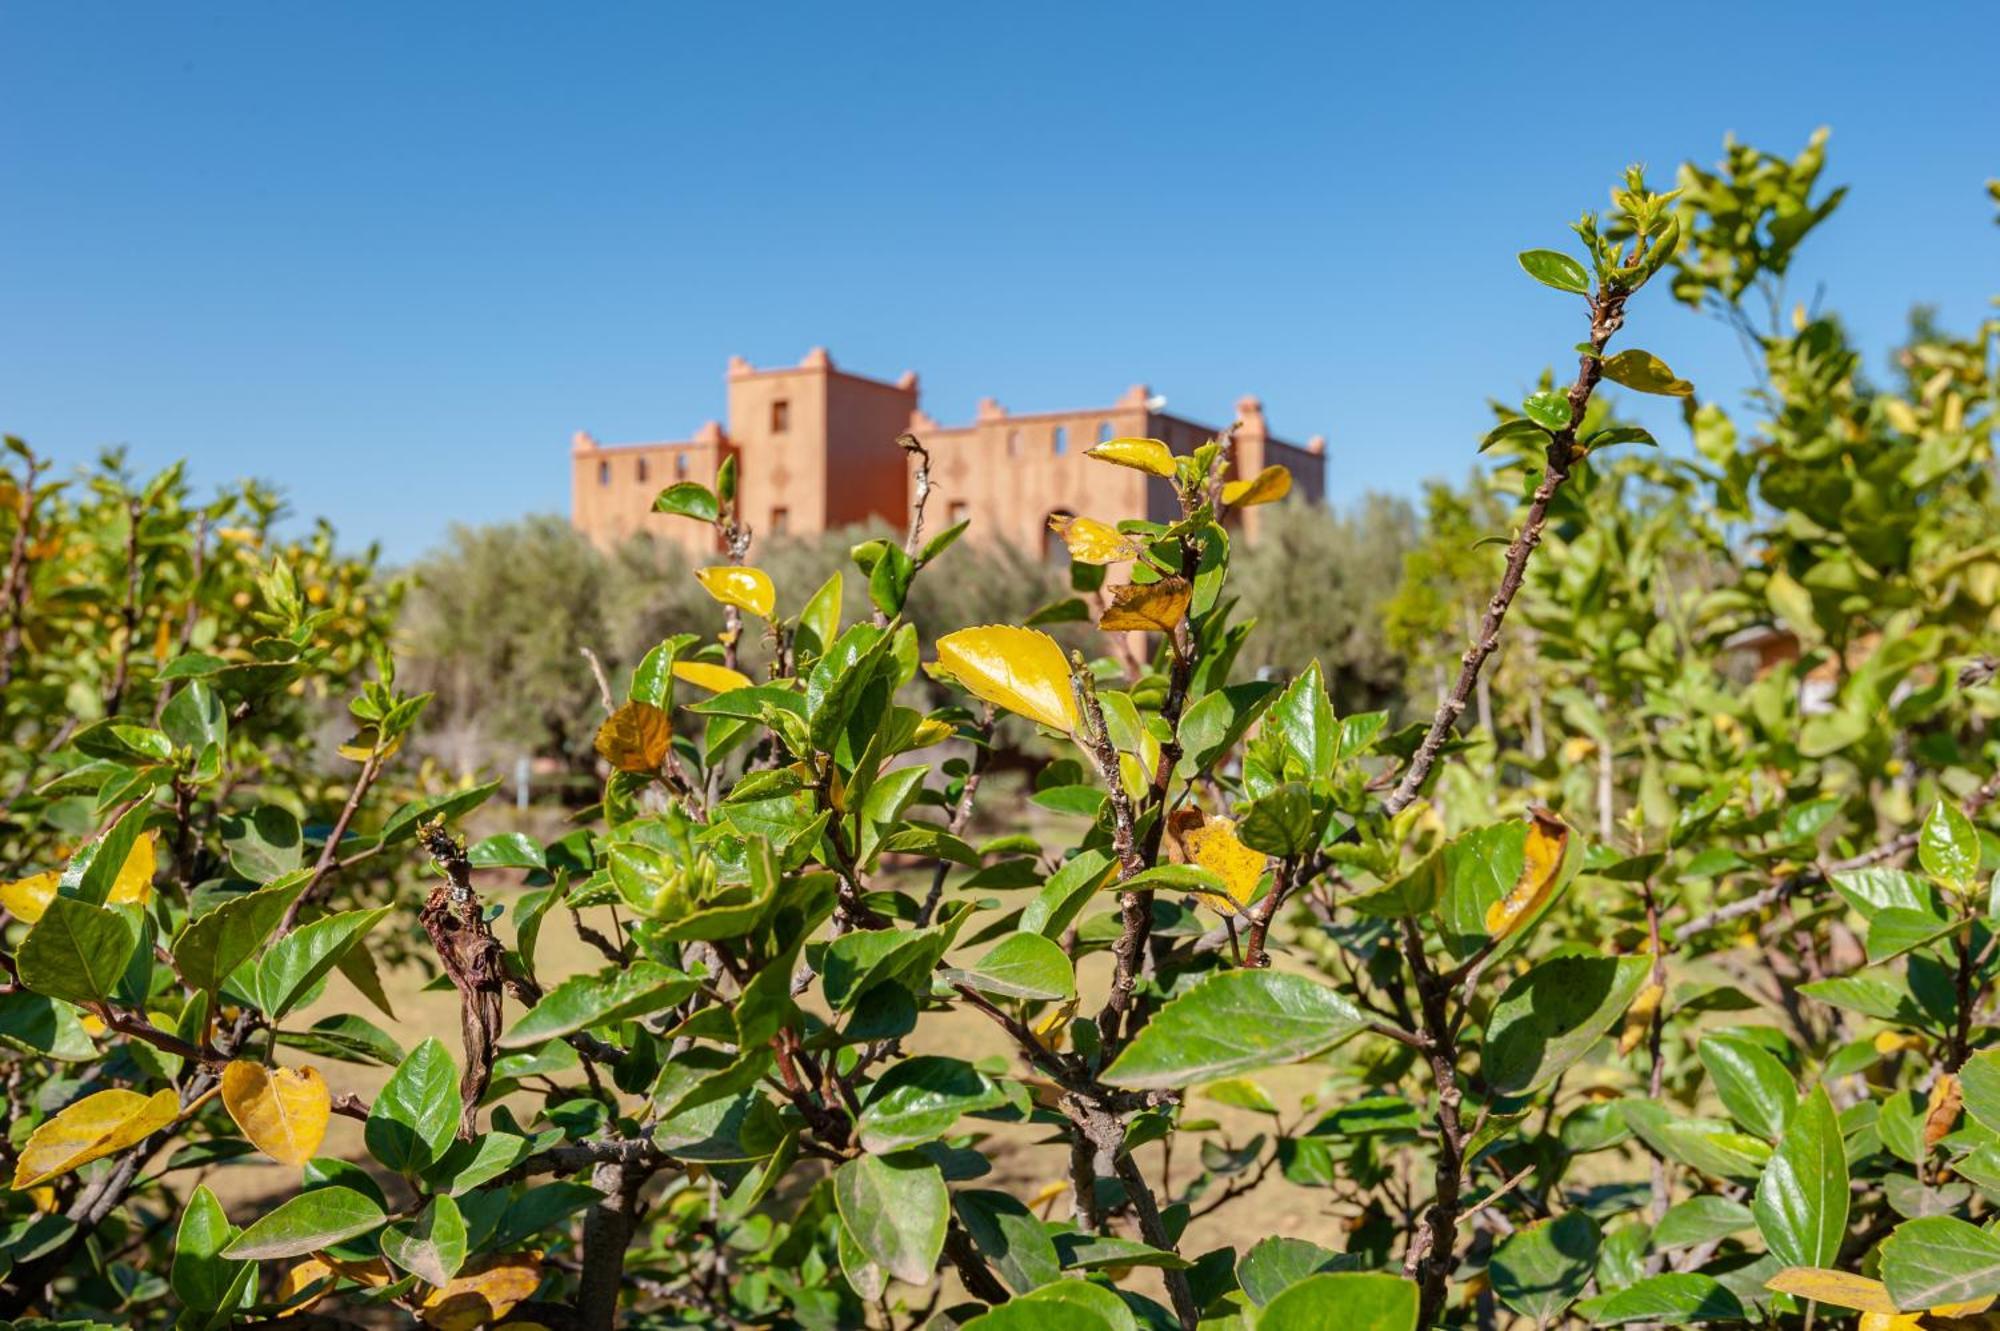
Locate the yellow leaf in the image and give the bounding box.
[26,1185,56,1213]
[1483,809,1570,939]
[1858,1315,1923,1331]
[933,626,1079,734]
[1766,1269,1898,1315]
[1048,514,1148,565]
[1,834,156,924]
[1085,437,1177,477]
[276,1257,336,1314]
[695,565,776,618]
[1031,996,1079,1053]
[1099,577,1193,634]
[1178,816,1265,917]
[322,1254,395,1287]
[1875,1031,1926,1057]
[910,718,956,748]
[1617,982,1664,1056]
[419,1252,544,1331]
[1926,1072,1963,1147]
[111,832,157,906]
[1221,465,1292,507]
[221,1060,331,1167]
[0,870,57,923]
[671,661,753,694]
[593,701,672,774]
[11,1087,181,1189]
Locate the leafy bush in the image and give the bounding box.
[0,135,1997,1331]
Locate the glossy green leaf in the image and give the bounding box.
[1522,390,1572,432]
[1698,1034,1798,1141]
[1575,1273,1744,1324]
[222,1185,386,1260]
[1880,1215,2000,1311]
[1490,1211,1598,1324]
[499,960,701,1047]
[170,1183,247,1313]
[1752,1086,1848,1270]
[1482,955,1651,1096]
[955,1188,1061,1295]
[365,1037,462,1174]
[382,1194,468,1287]
[1518,248,1591,294]
[1257,1271,1419,1331]
[833,1152,948,1286]
[18,896,139,1007]
[256,907,390,1020]
[172,874,309,994]
[944,933,1075,1002]
[1103,970,1369,1090]
[1920,799,1980,886]
[856,1056,1007,1154]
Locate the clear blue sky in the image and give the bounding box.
[4,2,1996,561]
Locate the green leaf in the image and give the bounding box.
[955,1188,1062,1295]
[221,805,304,881]
[1599,348,1693,397]
[1920,800,1981,887]
[958,1304,1110,1331]
[1482,955,1651,1096]
[1522,390,1572,432]
[1020,850,1115,939]
[1959,1048,2000,1137]
[653,481,718,522]
[0,990,98,1062]
[1265,661,1334,781]
[161,680,227,750]
[856,1056,1007,1154]
[256,907,390,1020]
[797,572,844,661]
[944,933,1075,1002]
[1479,417,1547,453]
[222,1185,386,1260]
[1518,248,1591,295]
[66,802,153,906]
[170,1183,247,1313]
[1574,1273,1744,1324]
[1698,1034,1798,1141]
[1752,1086,1848,1270]
[1237,783,1320,857]
[1257,1272,1419,1331]
[1582,425,1659,450]
[468,832,545,870]
[833,1152,949,1286]
[365,1037,462,1174]
[1236,1236,1350,1306]
[172,874,309,994]
[1653,1196,1756,1251]
[1490,1211,1599,1325]
[1103,970,1369,1090]
[499,960,701,1047]
[276,1013,405,1068]
[1881,1215,2000,1311]
[381,1194,468,1287]
[1178,681,1280,772]
[17,896,139,1007]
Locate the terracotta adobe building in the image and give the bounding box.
[570,348,1326,557]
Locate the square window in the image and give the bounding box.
[771,399,790,433]
[771,506,790,534]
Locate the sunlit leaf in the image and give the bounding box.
[417,1251,544,1330]
[933,626,1078,734]
[1518,248,1591,294]
[1172,813,1265,916]
[1482,808,1571,939]
[11,1087,180,1188]
[1221,465,1291,507]
[1099,577,1192,633]
[672,660,754,694]
[593,700,671,773]
[695,565,777,618]
[1084,437,1177,476]
[221,1060,332,1167]
[1047,514,1148,565]
[1600,348,1694,396]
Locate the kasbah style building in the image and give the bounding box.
[569,348,1326,557]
